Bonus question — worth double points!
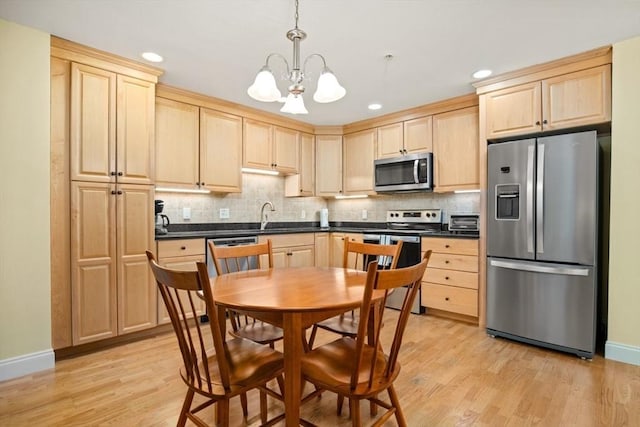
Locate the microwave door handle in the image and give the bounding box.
[413,159,419,183]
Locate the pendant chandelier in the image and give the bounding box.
[247,0,346,115]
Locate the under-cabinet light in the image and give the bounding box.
[454,189,480,194]
[241,167,280,176]
[334,194,369,199]
[155,187,211,194]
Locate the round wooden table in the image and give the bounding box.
[211,266,370,427]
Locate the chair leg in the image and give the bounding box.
[260,389,268,424]
[349,398,361,426]
[178,388,195,427]
[388,385,407,427]
[337,394,345,416]
[240,392,248,417]
[308,324,319,350]
[215,399,230,427]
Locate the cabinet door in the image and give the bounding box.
[71,181,117,345]
[272,247,289,268]
[343,129,376,194]
[404,116,433,154]
[155,98,199,188]
[157,254,206,324]
[315,233,329,267]
[299,133,315,195]
[116,75,155,184]
[330,233,362,267]
[316,135,343,196]
[201,108,243,192]
[273,126,299,174]
[377,122,403,159]
[70,63,116,182]
[288,246,315,267]
[485,81,542,139]
[243,119,273,170]
[433,106,479,192]
[542,64,611,130]
[117,184,156,334]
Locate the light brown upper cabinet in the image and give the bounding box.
[485,64,611,139]
[343,129,377,195]
[200,108,243,192]
[433,106,479,192]
[71,63,155,184]
[285,132,315,197]
[155,98,242,193]
[315,135,343,196]
[243,118,299,174]
[377,116,433,159]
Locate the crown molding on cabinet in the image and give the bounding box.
[51,36,163,83]
[473,45,612,95]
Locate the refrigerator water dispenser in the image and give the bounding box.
[496,184,520,220]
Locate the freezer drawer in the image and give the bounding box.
[487,257,596,357]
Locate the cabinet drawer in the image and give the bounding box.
[422,237,478,255]
[427,252,478,272]
[157,238,205,258]
[421,283,478,317]
[261,233,315,248]
[423,268,478,289]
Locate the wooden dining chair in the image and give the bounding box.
[208,239,284,348]
[146,251,284,427]
[307,239,403,349]
[300,250,431,427]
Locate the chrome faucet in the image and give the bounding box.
[260,201,275,230]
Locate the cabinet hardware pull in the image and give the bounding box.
[445,297,450,301]
[180,246,186,250]
[535,121,541,125]
[399,150,403,154]
[117,190,123,195]
[542,119,548,124]
[445,244,450,248]
[445,260,450,264]
[111,190,116,195]
[110,171,116,176]
[117,172,123,176]
[445,276,449,280]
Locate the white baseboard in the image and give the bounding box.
[605,340,640,366]
[0,349,55,382]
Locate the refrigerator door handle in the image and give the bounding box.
[526,145,535,254]
[536,143,545,254]
[489,259,590,276]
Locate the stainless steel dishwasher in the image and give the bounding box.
[206,235,258,277]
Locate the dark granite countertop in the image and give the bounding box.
[155,221,479,241]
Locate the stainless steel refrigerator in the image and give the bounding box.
[486,130,599,359]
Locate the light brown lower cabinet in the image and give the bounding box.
[421,237,479,319]
[329,233,363,267]
[156,238,206,324]
[71,181,156,345]
[260,234,315,268]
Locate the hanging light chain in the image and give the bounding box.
[294,0,300,29]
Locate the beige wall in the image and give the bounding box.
[608,36,640,356]
[0,20,51,359]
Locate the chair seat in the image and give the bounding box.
[315,313,359,337]
[228,322,284,345]
[301,337,400,398]
[183,337,284,397]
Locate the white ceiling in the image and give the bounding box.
[1,0,640,126]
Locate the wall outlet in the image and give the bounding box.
[182,207,191,220]
[300,210,306,219]
[219,208,230,219]
[361,209,368,220]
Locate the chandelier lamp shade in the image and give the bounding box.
[247,0,346,115]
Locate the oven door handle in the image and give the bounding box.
[389,235,420,244]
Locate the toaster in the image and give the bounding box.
[449,213,480,232]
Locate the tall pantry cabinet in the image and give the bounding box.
[51,38,163,348]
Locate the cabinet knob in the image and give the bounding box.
[445,297,450,301]
[543,119,548,124]
[117,190,123,195]
[445,276,450,280]
[180,246,186,250]
[399,150,403,154]
[111,190,116,195]
[445,260,450,264]
[445,244,450,248]
[535,121,541,126]
[201,182,205,186]
[110,171,116,176]
[117,172,123,176]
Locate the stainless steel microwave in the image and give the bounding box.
[374,152,433,192]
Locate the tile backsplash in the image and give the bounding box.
[158,174,479,225]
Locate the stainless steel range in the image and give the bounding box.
[364,209,442,314]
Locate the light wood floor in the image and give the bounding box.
[1,312,638,426]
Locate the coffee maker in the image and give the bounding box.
[155,200,170,235]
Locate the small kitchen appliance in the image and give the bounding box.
[155,200,170,235]
[320,208,329,228]
[449,213,480,234]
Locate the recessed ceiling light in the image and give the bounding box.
[141,52,163,63]
[368,103,382,111]
[472,69,492,79]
